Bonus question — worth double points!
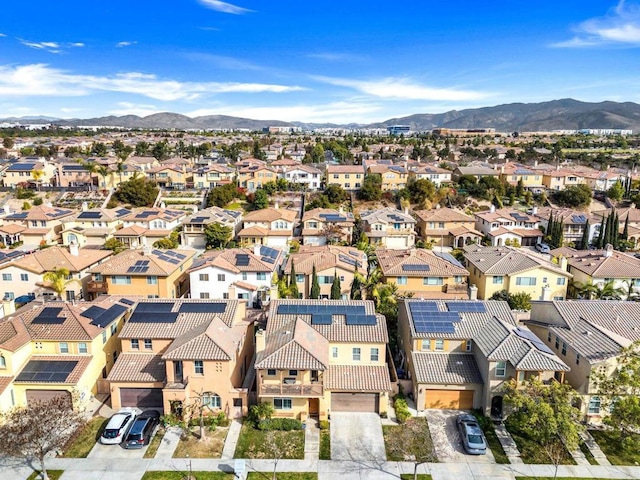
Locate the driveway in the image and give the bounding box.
[87,441,150,459]
[424,409,496,463]
[330,412,386,461]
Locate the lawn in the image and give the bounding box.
[173,426,228,458]
[400,475,432,480]
[27,471,64,480]
[247,474,317,480]
[234,422,305,459]
[141,472,233,480]
[578,440,598,465]
[589,429,640,465]
[144,426,166,458]
[61,416,108,457]
[319,428,331,460]
[505,419,575,465]
[382,417,437,463]
[472,411,510,464]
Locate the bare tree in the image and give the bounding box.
[385,418,437,480]
[0,396,85,480]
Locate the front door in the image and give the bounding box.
[174,361,183,383]
[309,398,319,417]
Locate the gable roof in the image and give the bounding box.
[243,207,297,223]
[551,246,640,278]
[413,207,474,223]
[377,248,469,277]
[89,248,195,276]
[464,245,571,277]
[283,245,366,274]
[8,245,113,274]
[361,207,416,225]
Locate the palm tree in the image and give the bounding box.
[595,280,624,300]
[571,279,599,299]
[96,165,110,190]
[42,268,78,300]
[622,280,640,301]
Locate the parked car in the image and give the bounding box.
[124,410,161,449]
[100,408,139,445]
[535,242,551,254]
[456,413,487,455]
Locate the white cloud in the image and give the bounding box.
[197,0,253,14]
[313,76,491,101]
[116,41,137,48]
[553,1,640,47]
[19,39,84,53]
[109,102,163,117]
[307,52,365,62]
[0,33,6,37]
[0,64,305,101]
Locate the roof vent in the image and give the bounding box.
[456,361,463,365]
[585,330,592,336]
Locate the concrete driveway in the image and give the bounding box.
[424,409,496,463]
[330,412,386,461]
[87,440,150,459]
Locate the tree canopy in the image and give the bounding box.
[112,175,159,207]
[552,184,592,208]
[204,223,232,249]
[358,174,382,201]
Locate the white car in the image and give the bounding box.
[100,408,139,445]
[536,243,551,254]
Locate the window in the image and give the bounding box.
[59,342,69,354]
[78,343,87,354]
[435,339,444,351]
[576,353,580,365]
[194,360,204,375]
[421,339,431,351]
[515,277,536,286]
[66,290,76,302]
[454,275,463,284]
[241,272,247,281]
[542,277,548,284]
[112,275,131,285]
[397,276,407,285]
[295,274,304,283]
[202,393,221,408]
[561,342,567,356]
[267,369,276,376]
[588,396,601,414]
[332,346,338,358]
[199,292,210,299]
[222,293,229,299]
[423,277,444,285]
[147,294,159,299]
[495,361,507,377]
[557,277,566,286]
[238,293,249,300]
[1,273,11,281]
[131,339,139,350]
[217,274,226,282]
[257,272,267,281]
[547,331,552,342]
[20,273,28,282]
[465,340,472,352]
[288,369,298,376]
[370,348,379,362]
[553,296,564,301]
[111,323,117,335]
[491,275,504,284]
[144,339,153,350]
[0,355,5,368]
[555,336,560,349]
[319,276,334,284]
[199,273,209,281]
[4,292,14,300]
[102,331,107,344]
[274,398,292,410]
[352,347,361,361]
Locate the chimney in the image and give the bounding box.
[274,201,279,209]
[500,166,505,174]
[81,201,88,211]
[254,244,261,257]
[339,205,344,214]
[3,205,9,216]
[604,244,614,257]
[228,284,237,301]
[490,204,496,213]
[69,241,79,256]
[532,206,538,215]
[541,285,551,301]
[559,256,568,271]
[255,328,266,353]
[2,298,15,316]
[534,160,538,167]
[404,206,409,215]
[468,284,478,300]
[160,201,166,209]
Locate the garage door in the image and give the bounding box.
[425,389,473,409]
[332,393,379,412]
[26,389,72,407]
[120,388,163,408]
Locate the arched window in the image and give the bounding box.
[202,392,221,408]
[0,355,5,368]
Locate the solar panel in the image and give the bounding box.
[261,256,276,264]
[260,246,279,259]
[178,303,226,313]
[311,314,333,325]
[90,304,128,327]
[190,217,207,223]
[80,305,107,320]
[433,251,465,269]
[32,307,65,324]
[408,302,439,313]
[116,209,131,217]
[446,302,487,313]
[128,312,179,323]
[16,360,78,383]
[345,314,377,326]
[339,254,361,268]
[514,327,554,355]
[120,298,135,306]
[134,302,174,312]
[236,254,250,266]
[413,321,456,334]
[78,211,101,219]
[402,264,429,272]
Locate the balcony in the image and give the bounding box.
[445,283,468,294]
[165,376,189,390]
[259,381,323,397]
[86,280,108,294]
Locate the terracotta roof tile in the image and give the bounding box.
[106,353,166,383]
[377,248,469,277]
[325,365,391,391]
[90,248,195,276]
[8,245,112,274]
[284,245,366,275]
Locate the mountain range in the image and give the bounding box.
[4,99,640,132]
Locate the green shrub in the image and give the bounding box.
[394,397,411,424]
[257,418,303,431]
[248,402,274,426]
[319,420,330,430]
[33,197,43,206]
[15,187,35,199]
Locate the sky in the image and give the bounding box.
[1,1,640,123]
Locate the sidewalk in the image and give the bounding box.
[220,419,242,460]
[494,423,523,464]
[154,426,182,459]
[304,418,320,461]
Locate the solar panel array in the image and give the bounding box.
[151,249,186,265]
[388,214,406,222]
[89,304,128,327]
[339,254,361,269]
[433,250,465,269]
[32,307,65,324]
[135,302,173,312]
[127,260,150,274]
[120,298,135,306]
[7,163,36,172]
[446,302,487,313]
[513,327,554,355]
[136,210,157,218]
[190,217,207,223]
[408,302,459,334]
[80,305,107,320]
[16,360,78,383]
[319,213,347,222]
[261,256,276,264]
[402,264,429,272]
[7,212,28,219]
[510,213,528,221]
[259,246,280,259]
[78,211,102,219]
[235,254,250,266]
[115,209,131,217]
[0,251,24,262]
[276,304,377,327]
[178,302,226,314]
[571,214,587,224]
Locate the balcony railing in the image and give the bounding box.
[86,280,108,294]
[165,376,189,390]
[259,381,323,397]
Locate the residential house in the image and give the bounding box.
[551,245,640,299]
[474,206,543,247]
[255,299,392,420]
[452,165,500,182]
[284,245,367,299]
[499,164,545,193]
[61,207,132,247]
[592,206,640,249]
[192,165,235,189]
[301,208,355,246]
[326,165,364,191]
[115,207,188,249]
[86,248,196,300]
[55,163,94,188]
[188,245,283,305]
[527,300,640,421]
[238,207,298,248]
[464,245,571,301]
[541,169,584,191]
[147,165,188,190]
[3,161,57,188]
[580,169,625,192]
[181,207,243,249]
[410,165,452,187]
[237,164,277,192]
[125,156,160,172]
[414,207,481,248]
[398,299,569,417]
[534,207,596,248]
[4,205,77,247]
[278,164,322,190]
[367,164,409,191]
[377,248,469,299]
[107,299,253,417]
[360,207,416,249]
[0,297,132,411]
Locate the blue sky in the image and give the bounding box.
[1,1,640,123]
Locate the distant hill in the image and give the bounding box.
[3,99,640,132]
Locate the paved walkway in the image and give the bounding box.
[154,426,182,459]
[305,418,320,461]
[582,430,612,466]
[220,419,242,460]
[494,423,523,464]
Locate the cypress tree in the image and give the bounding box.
[330,269,341,300]
[547,212,554,238]
[310,264,320,299]
[603,214,611,247]
[556,220,564,247]
[289,260,299,299]
[596,216,605,249]
[623,215,629,241]
[350,266,362,300]
[613,211,620,249]
[580,220,590,250]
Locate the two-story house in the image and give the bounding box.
[360,207,416,249]
[398,299,569,418]
[147,165,188,190]
[474,206,543,247]
[278,164,322,190]
[284,245,367,299]
[180,207,243,249]
[410,165,452,187]
[255,299,391,420]
[541,169,584,191]
[238,164,277,192]
[115,208,188,248]
[499,164,545,193]
[188,245,283,305]
[3,161,57,188]
[464,245,571,301]
[414,207,481,248]
[4,205,77,247]
[193,165,235,189]
[61,207,132,247]
[107,299,253,417]
[367,164,408,191]
[377,248,469,299]
[326,165,364,191]
[56,163,94,188]
[301,208,355,246]
[238,207,298,248]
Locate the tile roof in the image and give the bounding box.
[551,246,640,278]
[106,353,166,383]
[242,207,297,223]
[474,207,538,223]
[326,165,363,173]
[283,245,367,275]
[122,207,187,223]
[8,245,112,274]
[301,208,355,224]
[413,207,474,223]
[325,365,392,392]
[90,248,195,276]
[14,355,93,385]
[411,352,483,384]
[377,248,469,277]
[6,205,75,222]
[183,207,241,225]
[0,376,13,395]
[361,207,416,225]
[189,246,283,274]
[464,245,571,277]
